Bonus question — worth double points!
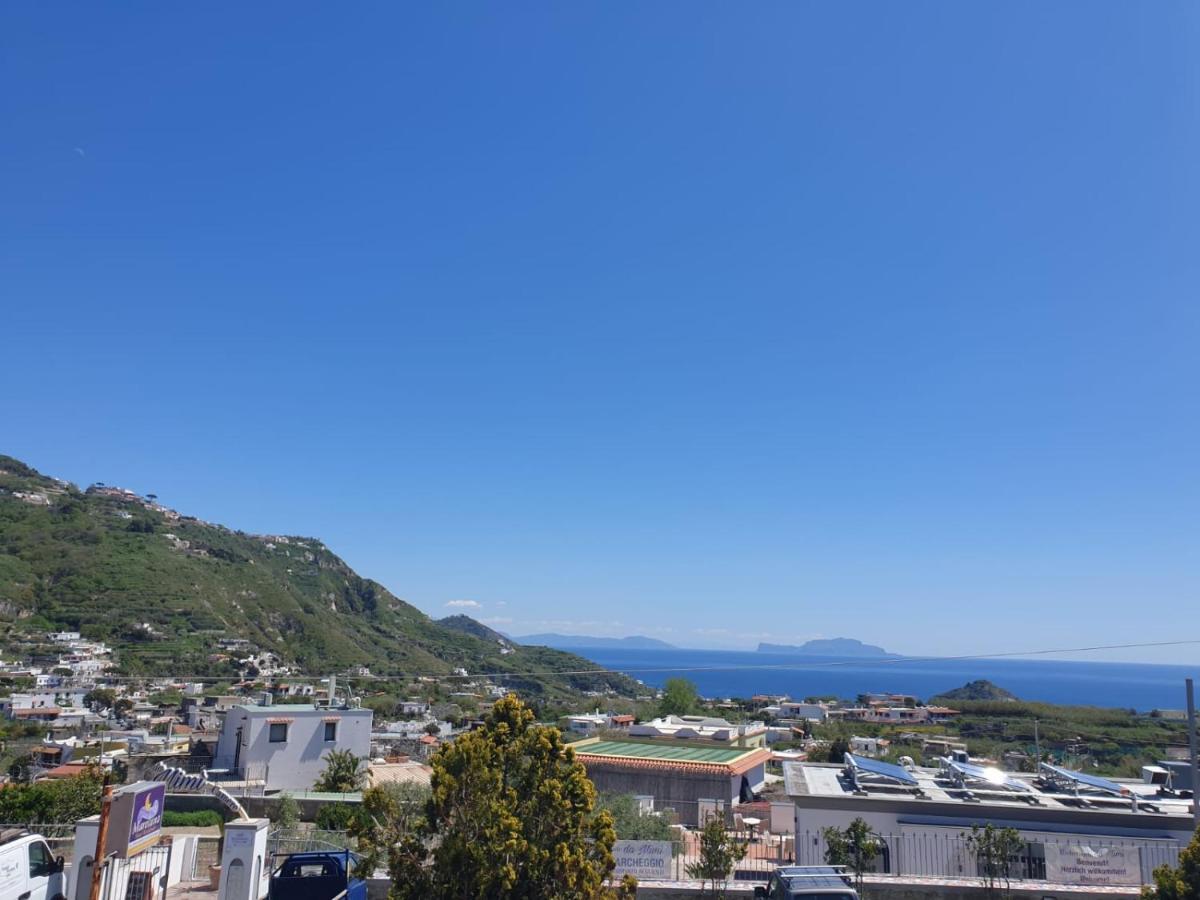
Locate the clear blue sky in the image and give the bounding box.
[2,3,1198,662]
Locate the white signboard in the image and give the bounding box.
[1044,844,1141,885]
[612,840,673,881]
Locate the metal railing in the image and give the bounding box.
[268,828,355,856]
[629,829,1186,887]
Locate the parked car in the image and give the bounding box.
[0,831,66,900]
[753,866,858,900]
[267,851,366,900]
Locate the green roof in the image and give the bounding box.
[575,740,751,764]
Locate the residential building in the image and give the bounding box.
[783,756,1193,884]
[573,737,771,826]
[212,703,372,791]
[628,715,768,749]
[565,713,610,736]
[763,701,827,722]
[849,736,889,757]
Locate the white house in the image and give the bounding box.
[565,713,610,736]
[628,715,768,748]
[764,701,827,722]
[213,703,373,792]
[849,735,889,757]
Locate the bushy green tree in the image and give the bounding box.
[390,694,624,900]
[1143,828,1200,900]
[659,678,699,717]
[314,802,369,832]
[595,793,673,841]
[0,770,104,823]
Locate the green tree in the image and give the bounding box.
[685,812,747,898]
[823,817,881,895]
[595,793,673,841]
[274,793,300,829]
[1142,827,1200,900]
[314,802,369,832]
[0,770,105,823]
[84,688,117,710]
[659,678,699,717]
[350,782,431,878]
[313,748,366,792]
[965,823,1024,899]
[389,694,623,900]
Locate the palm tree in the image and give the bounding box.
[314,749,366,792]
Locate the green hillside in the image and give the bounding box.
[0,455,633,701]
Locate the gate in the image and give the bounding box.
[99,844,173,900]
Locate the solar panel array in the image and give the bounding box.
[1039,762,1128,797]
[845,752,919,786]
[946,759,1031,793]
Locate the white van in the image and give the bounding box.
[0,831,66,900]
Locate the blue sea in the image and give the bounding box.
[578,648,1200,711]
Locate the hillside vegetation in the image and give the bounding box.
[932,679,1017,702]
[0,455,633,701]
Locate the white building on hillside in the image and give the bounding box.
[213,703,372,792]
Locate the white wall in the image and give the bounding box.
[215,706,372,791]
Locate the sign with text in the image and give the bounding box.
[109,781,167,857]
[1044,843,1140,886]
[612,840,672,881]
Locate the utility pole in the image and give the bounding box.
[1034,719,1041,768]
[1187,678,1198,830]
[88,783,114,900]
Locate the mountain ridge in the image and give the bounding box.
[0,455,634,701]
[756,637,894,657]
[515,633,676,650]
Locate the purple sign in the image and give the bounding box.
[128,782,165,850]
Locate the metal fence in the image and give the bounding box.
[636,829,1186,887]
[268,828,355,856]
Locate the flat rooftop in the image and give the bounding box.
[577,739,751,764]
[784,760,1194,822]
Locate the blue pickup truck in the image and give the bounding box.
[267,851,367,900]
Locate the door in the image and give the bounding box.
[24,841,60,900]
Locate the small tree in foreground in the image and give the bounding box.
[1142,828,1200,900]
[350,781,430,878]
[823,817,881,895]
[966,823,1024,899]
[686,812,747,898]
[274,792,300,829]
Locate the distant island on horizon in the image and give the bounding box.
[514,633,677,650]
[756,637,896,658]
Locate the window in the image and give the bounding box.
[28,841,55,878]
[323,722,337,742]
[269,723,288,743]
